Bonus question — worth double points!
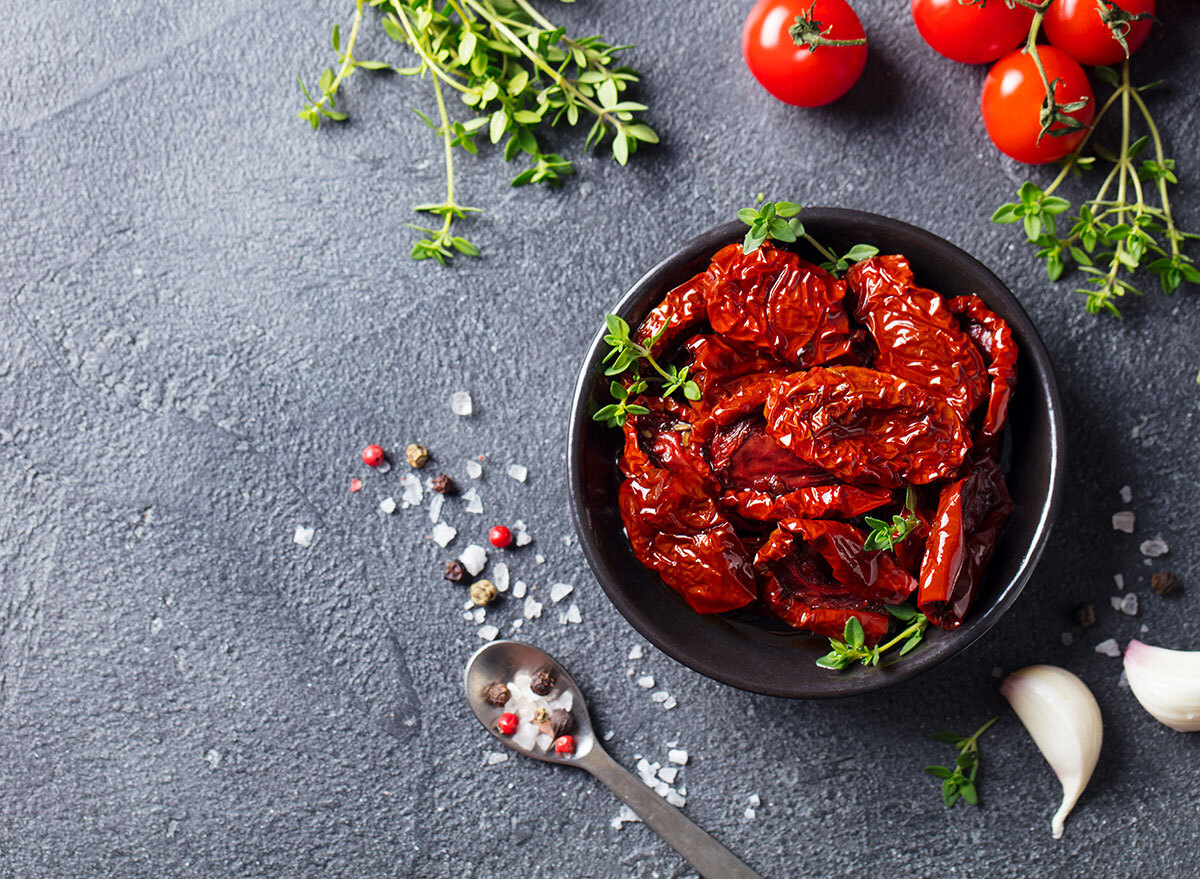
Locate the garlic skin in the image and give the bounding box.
[999,665,1103,840]
[1124,639,1200,732]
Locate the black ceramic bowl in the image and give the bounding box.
[568,209,1065,698]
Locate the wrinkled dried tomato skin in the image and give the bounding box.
[949,294,1018,450]
[847,255,989,422]
[705,243,852,366]
[917,457,1014,628]
[612,241,1019,642]
[764,366,969,488]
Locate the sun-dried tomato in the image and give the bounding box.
[781,518,918,605]
[633,273,711,358]
[704,243,852,366]
[764,366,969,488]
[721,484,892,522]
[847,255,989,422]
[917,457,1014,628]
[949,294,1019,451]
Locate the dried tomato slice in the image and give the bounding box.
[917,457,1014,629]
[846,255,989,422]
[781,518,918,604]
[632,273,711,359]
[764,366,969,488]
[949,294,1019,451]
[721,484,892,522]
[684,334,786,397]
[704,243,852,366]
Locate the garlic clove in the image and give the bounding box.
[1124,639,1200,732]
[999,665,1103,840]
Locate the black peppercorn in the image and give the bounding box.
[482,682,510,707]
[444,560,466,582]
[432,473,456,495]
[1074,603,1096,628]
[1151,571,1181,596]
[549,708,574,738]
[530,669,555,695]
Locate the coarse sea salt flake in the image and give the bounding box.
[1140,537,1169,558]
[653,781,669,797]
[1115,573,1125,590]
[565,604,582,624]
[1119,485,1133,503]
[432,522,457,547]
[550,583,573,603]
[1120,593,1138,615]
[379,497,397,515]
[611,806,641,829]
[535,553,545,564]
[507,464,527,483]
[450,391,473,416]
[429,493,444,524]
[663,696,677,710]
[462,611,473,621]
[524,597,543,619]
[604,731,614,741]
[512,580,527,599]
[744,808,757,821]
[399,473,423,507]
[484,751,508,765]
[473,607,486,624]
[651,691,669,703]
[637,676,655,689]
[1112,511,1135,533]
[658,767,678,784]
[477,624,499,641]
[493,562,510,591]
[466,460,483,479]
[668,749,688,765]
[513,519,528,532]
[515,531,532,547]
[459,544,488,576]
[463,488,483,515]
[667,792,686,808]
[629,645,644,661]
[1110,596,1124,611]
[293,525,314,548]
[1095,638,1121,657]
[749,794,761,807]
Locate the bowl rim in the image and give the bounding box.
[567,208,1066,698]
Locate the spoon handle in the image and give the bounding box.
[581,747,761,879]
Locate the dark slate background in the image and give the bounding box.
[1,1,1197,877]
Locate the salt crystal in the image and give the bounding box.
[493,563,510,592]
[377,460,391,474]
[399,473,423,507]
[379,497,397,515]
[1061,632,1074,646]
[484,751,508,765]
[462,611,473,621]
[668,749,688,765]
[637,676,655,689]
[535,733,553,751]
[466,460,483,479]
[562,535,573,545]
[513,519,528,532]
[666,741,678,748]
[653,781,670,797]
[610,805,641,829]
[658,766,679,784]
[477,624,499,641]
[1120,593,1138,616]
[429,493,444,524]
[507,464,528,483]
[463,488,483,515]
[1110,596,1124,611]
[663,696,677,710]
[459,544,488,576]
[473,607,486,624]
[666,792,686,808]
[565,603,582,624]
[150,617,163,635]
[510,619,523,631]
[629,645,644,661]
[1095,638,1121,657]
[1112,511,1135,533]
[749,794,761,807]
[512,580,528,599]
[450,391,473,416]
[432,522,457,547]
[1140,624,1149,633]
[293,525,314,548]
[550,583,574,603]
[515,531,532,547]
[1115,573,1125,590]
[651,691,669,703]
[604,731,614,741]
[1140,537,1169,558]
[1119,485,1133,503]
[523,597,543,619]
[1118,669,1130,689]
[535,553,545,564]
[744,808,757,820]
[204,749,221,769]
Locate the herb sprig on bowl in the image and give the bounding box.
[299,0,657,264]
[816,604,929,671]
[592,314,700,428]
[863,487,920,552]
[738,200,878,276]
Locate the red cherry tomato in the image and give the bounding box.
[742,0,868,107]
[910,0,1034,64]
[1044,0,1155,66]
[981,46,1094,164]
[488,525,513,548]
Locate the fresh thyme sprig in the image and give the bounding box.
[738,200,877,277]
[924,717,998,808]
[863,487,920,552]
[592,314,700,428]
[815,604,929,671]
[299,0,657,264]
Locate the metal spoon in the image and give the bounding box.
[464,640,761,879]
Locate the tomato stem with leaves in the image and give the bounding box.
[816,604,929,671]
[788,2,868,49]
[924,717,998,808]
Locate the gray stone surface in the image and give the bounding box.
[1,1,1198,877]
